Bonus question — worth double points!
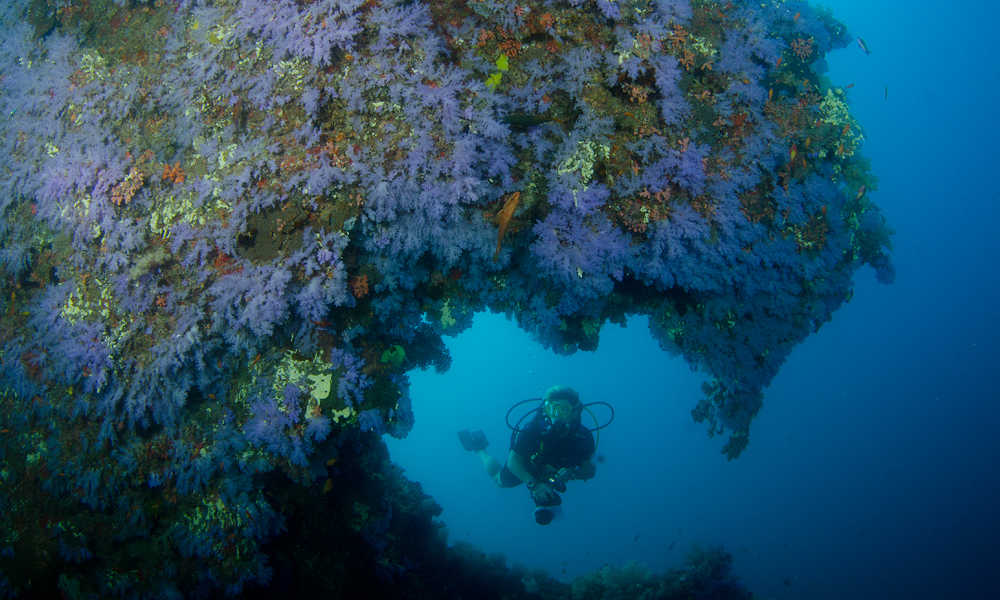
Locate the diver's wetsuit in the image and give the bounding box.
[498,416,595,488]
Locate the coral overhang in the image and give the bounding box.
[0,0,892,594]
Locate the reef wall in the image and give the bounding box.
[0,0,892,595]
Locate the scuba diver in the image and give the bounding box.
[457,385,612,525]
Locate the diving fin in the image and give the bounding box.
[471,429,489,450]
[457,429,489,451]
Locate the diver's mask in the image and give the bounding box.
[543,401,574,434]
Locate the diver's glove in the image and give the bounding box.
[558,467,576,481]
[527,480,557,503]
[569,462,596,481]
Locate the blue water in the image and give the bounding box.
[387,1,1000,598]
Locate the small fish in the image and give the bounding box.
[884,86,888,100]
[857,38,871,56]
[793,12,801,21]
[326,458,338,466]
[841,124,851,136]
[323,478,334,494]
[788,143,798,163]
[843,83,855,89]
[502,114,560,127]
[856,185,866,200]
[776,57,782,68]
[820,204,827,216]
[804,137,811,148]
[768,88,773,101]
[669,541,675,551]
[634,534,640,542]
[493,191,521,262]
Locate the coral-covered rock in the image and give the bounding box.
[0,0,891,595]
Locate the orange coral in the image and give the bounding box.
[640,187,670,203]
[162,161,185,185]
[668,25,688,48]
[678,48,696,70]
[350,275,369,299]
[498,38,521,57]
[111,167,145,206]
[791,38,814,60]
[627,84,648,103]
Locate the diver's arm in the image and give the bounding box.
[505,450,535,484]
[509,451,559,502]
